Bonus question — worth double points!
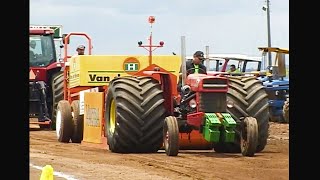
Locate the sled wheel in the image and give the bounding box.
[56,100,73,143]
[241,117,258,157]
[70,100,84,143]
[163,116,179,156]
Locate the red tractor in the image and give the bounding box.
[29,26,65,129]
[104,36,259,156]
[184,51,269,154]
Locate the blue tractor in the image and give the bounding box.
[258,47,289,123]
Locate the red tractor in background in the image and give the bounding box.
[29,25,65,129]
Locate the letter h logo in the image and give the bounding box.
[125,63,138,71]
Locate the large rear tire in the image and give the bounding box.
[71,100,84,143]
[51,72,64,130]
[105,76,166,153]
[163,116,179,156]
[219,76,269,153]
[243,77,269,152]
[56,100,73,143]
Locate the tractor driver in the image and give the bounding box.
[29,40,37,60]
[177,50,207,92]
[71,45,86,59]
[76,45,85,55]
[227,64,240,73]
[186,51,207,74]
[70,45,86,61]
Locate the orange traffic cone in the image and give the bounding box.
[40,165,53,180]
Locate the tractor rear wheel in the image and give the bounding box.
[222,76,269,153]
[240,117,258,157]
[71,100,84,143]
[163,116,179,156]
[105,76,166,153]
[283,98,289,123]
[51,72,64,130]
[56,100,73,143]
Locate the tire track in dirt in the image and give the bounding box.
[30,152,171,180]
[29,123,289,180]
[124,154,212,180]
[124,150,287,180]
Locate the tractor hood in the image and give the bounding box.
[29,62,63,82]
[263,78,289,90]
[186,74,228,92]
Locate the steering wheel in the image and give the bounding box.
[186,67,207,75]
[228,72,243,76]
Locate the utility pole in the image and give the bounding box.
[265,0,272,66]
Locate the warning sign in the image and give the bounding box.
[29,70,36,80]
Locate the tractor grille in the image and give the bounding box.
[199,92,226,113]
[202,78,228,90]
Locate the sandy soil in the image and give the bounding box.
[29,122,289,180]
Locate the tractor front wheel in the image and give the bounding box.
[56,100,73,143]
[240,117,258,157]
[163,116,179,156]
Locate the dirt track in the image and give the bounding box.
[29,122,289,180]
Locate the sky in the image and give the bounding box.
[30,0,289,57]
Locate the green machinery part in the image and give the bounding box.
[202,113,236,143]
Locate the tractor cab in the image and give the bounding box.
[29,34,56,68]
[188,54,262,76]
[29,26,63,82]
[210,54,262,72]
